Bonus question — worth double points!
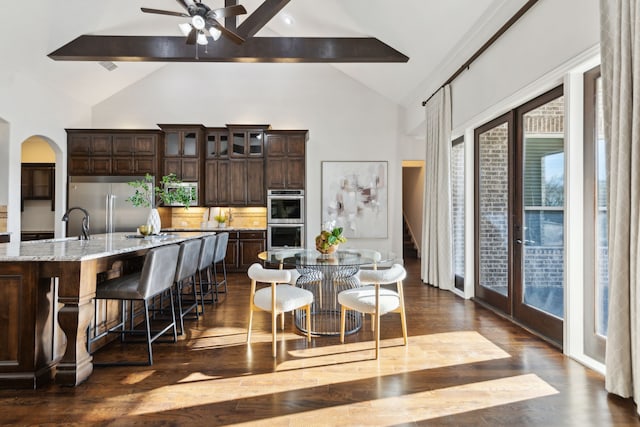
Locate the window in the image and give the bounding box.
[584,66,608,361]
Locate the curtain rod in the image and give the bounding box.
[421,0,540,107]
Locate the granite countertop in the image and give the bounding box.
[162,227,266,232]
[0,231,212,262]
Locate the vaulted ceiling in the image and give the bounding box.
[1,0,529,108]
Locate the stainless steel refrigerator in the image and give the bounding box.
[66,176,152,237]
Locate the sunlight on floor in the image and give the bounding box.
[231,374,559,426]
[77,330,536,423]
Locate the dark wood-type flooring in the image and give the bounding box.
[1,257,638,426]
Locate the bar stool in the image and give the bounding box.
[338,263,407,359]
[196,234,217,313]
[246,263,314,358]
[89,244,180,366]
[210,231,229,302]
[173,239,202,335]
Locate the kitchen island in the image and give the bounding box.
[0,231,211,389]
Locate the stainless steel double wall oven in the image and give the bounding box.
[267,189,305,249]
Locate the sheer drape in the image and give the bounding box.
[600,0,640,411]
[421,85,453,289]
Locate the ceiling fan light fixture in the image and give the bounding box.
[209,26,222,41]
[178,22,192,36]
[191,15,206,30]
[196,32,208,45]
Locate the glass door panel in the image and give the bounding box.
[475,114,512,313]
[514,86,564,345]
[451,137,465,291]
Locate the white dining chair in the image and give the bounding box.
[246,263,314,358]
[337,263,407,359]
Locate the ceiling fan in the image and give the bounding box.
[141,0,247,45]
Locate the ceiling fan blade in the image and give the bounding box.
[141,7,189,18]
[207,18,246,44]
[186,27,197,45]
[209,5,248,19]
[174,0,190,11]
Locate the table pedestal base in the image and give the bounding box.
[294,266,361,336]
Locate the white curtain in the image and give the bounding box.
[600,0,640,412]
[421,85,453,289]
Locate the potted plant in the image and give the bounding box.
[126,173,195,233]
[315,225,347,254]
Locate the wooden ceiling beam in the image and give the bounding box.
[48,35,409,63]
[236,0,291,39]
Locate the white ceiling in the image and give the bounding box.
[1,0,529,108]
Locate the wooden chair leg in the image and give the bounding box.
[272,309,277,358]
[280,312,285,330]
[340,305,347,343]
[247,307,254,344]
[398,280,408,346]
[306,304,311,342]
[375,284,380,360]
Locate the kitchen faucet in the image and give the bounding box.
[62,207,90,240]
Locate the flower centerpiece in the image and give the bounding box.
[315,223,347,254]
[126,173,195,233]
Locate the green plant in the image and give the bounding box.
[126,173,195,209]
[315,227,347,252]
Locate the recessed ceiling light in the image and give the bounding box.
[98,61,117,71]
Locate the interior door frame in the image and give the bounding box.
[512,85,564,346]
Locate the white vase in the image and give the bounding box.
[147,208,161,235]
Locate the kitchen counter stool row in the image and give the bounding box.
[88,233,229,366]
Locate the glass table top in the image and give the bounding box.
[258,249,396,267]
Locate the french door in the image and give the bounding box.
[475,86,565,346]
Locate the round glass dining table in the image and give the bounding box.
[258,249,396,336]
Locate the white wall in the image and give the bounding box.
[450,0,599,130]
[92,62,403,255]
[0,71,91,240]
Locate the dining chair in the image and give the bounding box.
[246,263,313,358]
[274,248,323,327]
[337,263,407,359]
[88,244,180,366]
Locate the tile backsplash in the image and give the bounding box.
[0,205,6,232]
[159,206,267,229]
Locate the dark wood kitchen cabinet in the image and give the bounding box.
[159,125,203,182]
[111,133,158,175]
[225,125,268,207]
[204,128,231,206]
[21,163,55,211]
[223,230,266,272]
[67,132,112,175]
[66,130,159,176]
[265,130,307,190]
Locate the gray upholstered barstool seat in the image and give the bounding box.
[338,263,407,359]
[173,239,202,335]
[90,244,180,366]
[246,263,314,358]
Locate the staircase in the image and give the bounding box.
[403,217,419,259]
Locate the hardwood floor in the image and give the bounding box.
[1,257,638,426]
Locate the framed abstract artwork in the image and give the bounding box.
[321,161,388,238]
